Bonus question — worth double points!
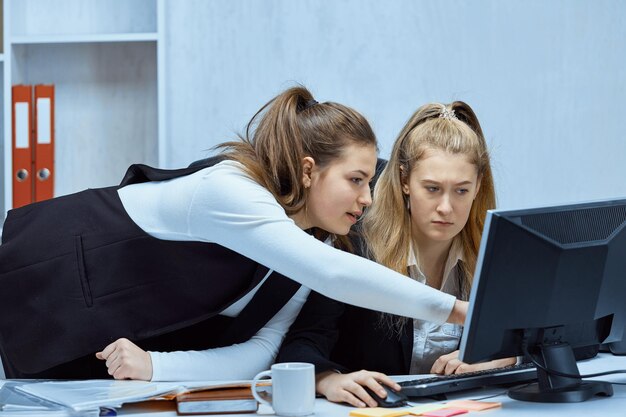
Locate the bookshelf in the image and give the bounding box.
[1,0,165,216]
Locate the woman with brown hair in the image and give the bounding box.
[0,87,466,381]
[278,101,515,408]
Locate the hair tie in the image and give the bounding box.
[439,107,457,120]
[297,98,319,113]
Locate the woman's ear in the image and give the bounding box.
[301,156,315,188]
[400,165,410,195]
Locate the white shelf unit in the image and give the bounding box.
[11,33,159,44]
[1,0,165,217]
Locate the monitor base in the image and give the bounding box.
[508,380,613,403]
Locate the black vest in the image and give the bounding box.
[0,158,301,378]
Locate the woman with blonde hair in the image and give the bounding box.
[278,101,515,408]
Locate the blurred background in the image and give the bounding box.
[163,0,626,209]
[2,0,625,213]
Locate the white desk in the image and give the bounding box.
[116,353,626,417]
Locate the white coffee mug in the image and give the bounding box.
[252,362,315,416]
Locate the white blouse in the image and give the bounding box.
[408,239,465,374]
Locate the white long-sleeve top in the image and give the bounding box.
[118,160,456,381]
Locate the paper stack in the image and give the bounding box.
[1,379,260,415]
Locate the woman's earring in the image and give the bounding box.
[406,197,411,211]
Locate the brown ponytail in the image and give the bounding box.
[218,85,377,215]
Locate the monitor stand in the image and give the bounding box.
[508,342,613,402]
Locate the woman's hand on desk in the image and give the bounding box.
[95,338,153,381]
[430,350,517,375]
[315,369,401,408]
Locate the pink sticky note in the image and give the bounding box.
[447,400,502,411]
[421,408,468,417]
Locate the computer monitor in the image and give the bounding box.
[459,198,626,403]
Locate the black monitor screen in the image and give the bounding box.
[459,198,626,402]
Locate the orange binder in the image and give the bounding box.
[11,85,34,209]
[33,84,55,202]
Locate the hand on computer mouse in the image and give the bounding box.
[363,385,408,408]
[315,370,402,408]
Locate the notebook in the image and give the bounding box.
[176,386,258,415]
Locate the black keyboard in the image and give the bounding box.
[399,363,537,397]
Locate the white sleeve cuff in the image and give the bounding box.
[148,351,162,382]
[429,293,457,325]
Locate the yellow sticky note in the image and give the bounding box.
[404,404,447,415]
[349,407,411,417]
[446,400,502,411]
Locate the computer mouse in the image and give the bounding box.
[363,385,408,408]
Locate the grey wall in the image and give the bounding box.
[164,0,626,209]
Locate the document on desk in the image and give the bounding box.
[0,380,99,416]
[14,379,254,412]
